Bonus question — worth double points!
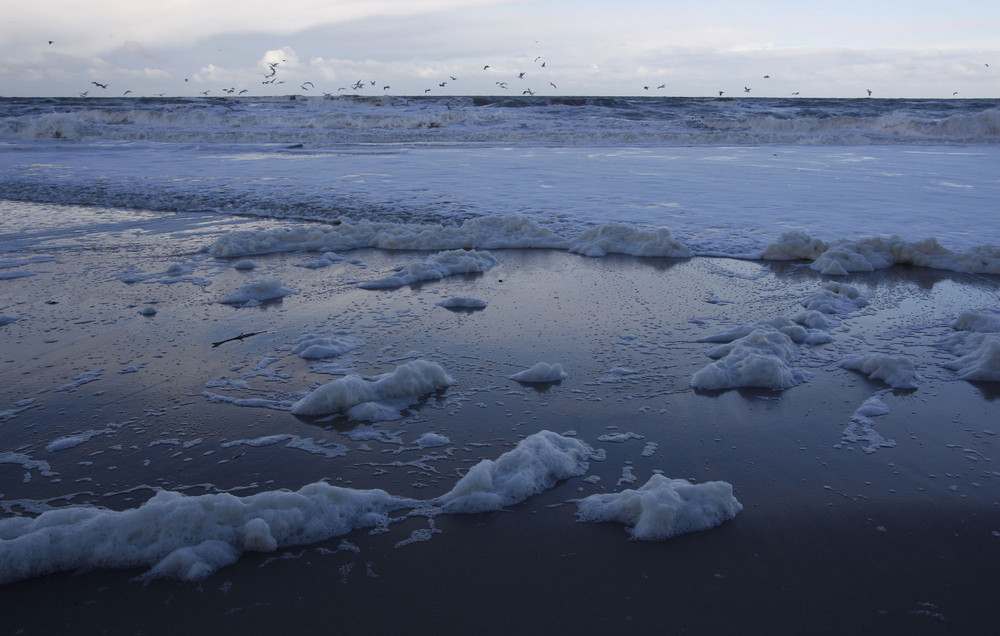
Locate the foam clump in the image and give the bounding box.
[691,328,810,390]
[801,282,869,315]
[575,474,742,540]
[697,316,833,346]
[509,361,568,383]
[359,249,498,289]
[940,309,1000,382]
[290,333,363,359]
[290,359,453,417]
[220,278,295,304]
[810,236,1000,276]
[568,223,693,258]
[951,309,1000,333]
[943,336,1000,382]
[432,430,594,514]
[231,258,258,270]
[841,354,921,389]
[207,215,569,258]
[761,231,829,261]
[437,296,487,309]
[0,483,416,585]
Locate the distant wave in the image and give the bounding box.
[2,96,998,146]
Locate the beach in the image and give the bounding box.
[2,199,999,634]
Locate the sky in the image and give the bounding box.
[2,0,998,98]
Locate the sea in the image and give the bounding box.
[1,95,999,634]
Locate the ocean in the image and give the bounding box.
[1,95,999,634]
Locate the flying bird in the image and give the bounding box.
[518,72,525,79]
[744,86,751,93]
[301,82,314,90]
[718,91,724,96]
[523,89,535,95]
[548,81,557,88]
[866,89,872,96]
[91,81,108,89]
[483,65,490,70]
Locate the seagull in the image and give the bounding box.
[791,92,800,96]
[123,90,132,95]
[866,89,872,96]
[548,81,557,88]
[79,90,89,97]
[483,65,490,70]
[425,88,432,93]
[744,86,751,93]
[91,81,108,89]
[518,72,525,79]
[450,76,457,80]
[301,82,314,90]
[953,91,959,96]
[763,75,770,78]
[439,82,447,87]
[718,91,724,96]
[657,84,665,89]
[48,40,53,45]
[239,89,249,95]
[523,89,535,95]
[383,85,391,91]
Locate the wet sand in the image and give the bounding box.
[2,202,999,635]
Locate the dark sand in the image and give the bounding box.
[1,202,999,635]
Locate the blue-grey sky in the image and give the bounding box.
[3,0,998,97]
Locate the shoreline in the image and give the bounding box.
[1,202,999,634]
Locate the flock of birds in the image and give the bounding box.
[58,40,992,100]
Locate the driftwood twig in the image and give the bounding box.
[211,331,267,348]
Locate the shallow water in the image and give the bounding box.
[1,202,998,633]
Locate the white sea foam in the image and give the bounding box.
[431,430,593,514]
[290,334,363,359]
[943,336,1000,382]
[698,316,833,346]
[761,231,829,261]
[290,359,453,417]
[567,223,692,258]
[813,236,1000,276]
[509,362,568,383]
[951,309,1000,333]
[691,328,810,391]
[220,278,296,304]
[841,354,922,389]
[359,249,498,289]
[0,431,609,583]
[575,474,742,540]
[939,309,1000,382]
[437,296,487,309]
[0,482,415,584]
[800,282,869,315]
